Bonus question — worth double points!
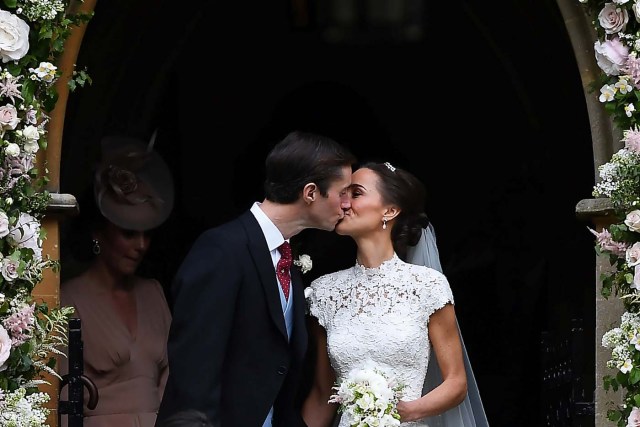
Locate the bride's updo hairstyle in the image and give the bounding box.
[359,161,430,260]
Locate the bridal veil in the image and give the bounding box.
[406,224,489,427]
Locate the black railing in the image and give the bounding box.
[58,318,98,427]
[540,318,594,427]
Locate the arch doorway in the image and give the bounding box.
[52,1,596,426]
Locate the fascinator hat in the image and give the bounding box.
[93,133,174,231]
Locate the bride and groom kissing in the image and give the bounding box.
[155,131,487,427]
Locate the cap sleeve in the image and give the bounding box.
[306,277,330,328]
[419,268,454,318]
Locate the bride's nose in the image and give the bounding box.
[340,193,351,210]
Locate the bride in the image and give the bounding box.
[302,161,488,427]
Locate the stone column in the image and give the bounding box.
[576,198,624,427]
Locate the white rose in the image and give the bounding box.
[0,324,10,371]
[627,242,640,266]
[633,264,640,290]
[634,1,640,21]
[21,124,39,142]
[8,212,42,260]
[23,140,38,154]
[1,258,19,282]
[4,142,19,157]
[0,210,9,238]
[625,210,640,232]
[599,2,629,34]
[0,104,19,130]
[0,10,29,63]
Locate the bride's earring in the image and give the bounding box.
[382,218,387,230]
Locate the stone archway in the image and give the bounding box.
[39,1,606,425]
[557,0,625,425]
[36,1,97,425]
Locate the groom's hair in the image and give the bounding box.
[263,130,356,203]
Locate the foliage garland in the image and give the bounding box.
[0,0,91,424]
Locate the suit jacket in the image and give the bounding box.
[156,211,308,427]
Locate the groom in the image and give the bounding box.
[156,131,356,427]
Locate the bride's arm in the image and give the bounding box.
[396,303,468,422]
[302,318,338,427]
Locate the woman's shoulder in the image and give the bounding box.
[60,273,92,307]
[310,266,351,289]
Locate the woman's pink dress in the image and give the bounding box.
[60,276,172,427]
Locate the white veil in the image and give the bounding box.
[406,224,489,427]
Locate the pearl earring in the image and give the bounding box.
[382,218,387,230]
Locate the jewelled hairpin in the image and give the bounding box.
[384,162,396,172]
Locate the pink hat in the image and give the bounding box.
[93,135,174,231]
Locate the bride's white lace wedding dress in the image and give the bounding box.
[306,253,453,427]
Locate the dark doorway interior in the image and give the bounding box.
[59,1,596,425]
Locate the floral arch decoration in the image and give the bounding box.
[578,0,640,425]
[0,0,91,423]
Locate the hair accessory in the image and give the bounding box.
[94,133,174,231]
[92,239,101,255]
[382,218,387,230]
[384,162,396,172]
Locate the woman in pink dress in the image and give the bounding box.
[60,135,174,427]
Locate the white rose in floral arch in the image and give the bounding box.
[0,103,20,131]
[7,212,42,260]
[0,210,9,238]
[1,257,19,282]
[0,324,11,371]
[0,9,29,63]
[625,210,640,232]
[4,142,19,157]
[598,2,630,34]
[627,241,640,266]
[633,264,640,290]
[20,124,40,154]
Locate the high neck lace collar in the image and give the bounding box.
[353,253,400,277]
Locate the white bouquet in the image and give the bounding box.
[329,360,404,427]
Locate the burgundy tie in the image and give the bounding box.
[277,242,292,300]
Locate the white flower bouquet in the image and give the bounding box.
[329,360,404,427]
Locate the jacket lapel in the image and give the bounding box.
[240,212,288,341]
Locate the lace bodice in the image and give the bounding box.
[306,254,453,427]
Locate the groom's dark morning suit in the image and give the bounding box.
[156,210,308,427]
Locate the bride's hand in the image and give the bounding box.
[395,399,420,422]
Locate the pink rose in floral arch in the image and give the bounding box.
[0,325,10,372]
[628,406,640,427]
[595,37,629,75]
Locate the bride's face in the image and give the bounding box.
[336,168,387,237]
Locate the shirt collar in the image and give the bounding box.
[250,202,287,252]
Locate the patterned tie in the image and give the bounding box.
[276,242,292,300]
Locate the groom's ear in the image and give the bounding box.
[302,183,317,204]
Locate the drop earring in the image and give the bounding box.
[382,218,387,230]
[92,239,101,255]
